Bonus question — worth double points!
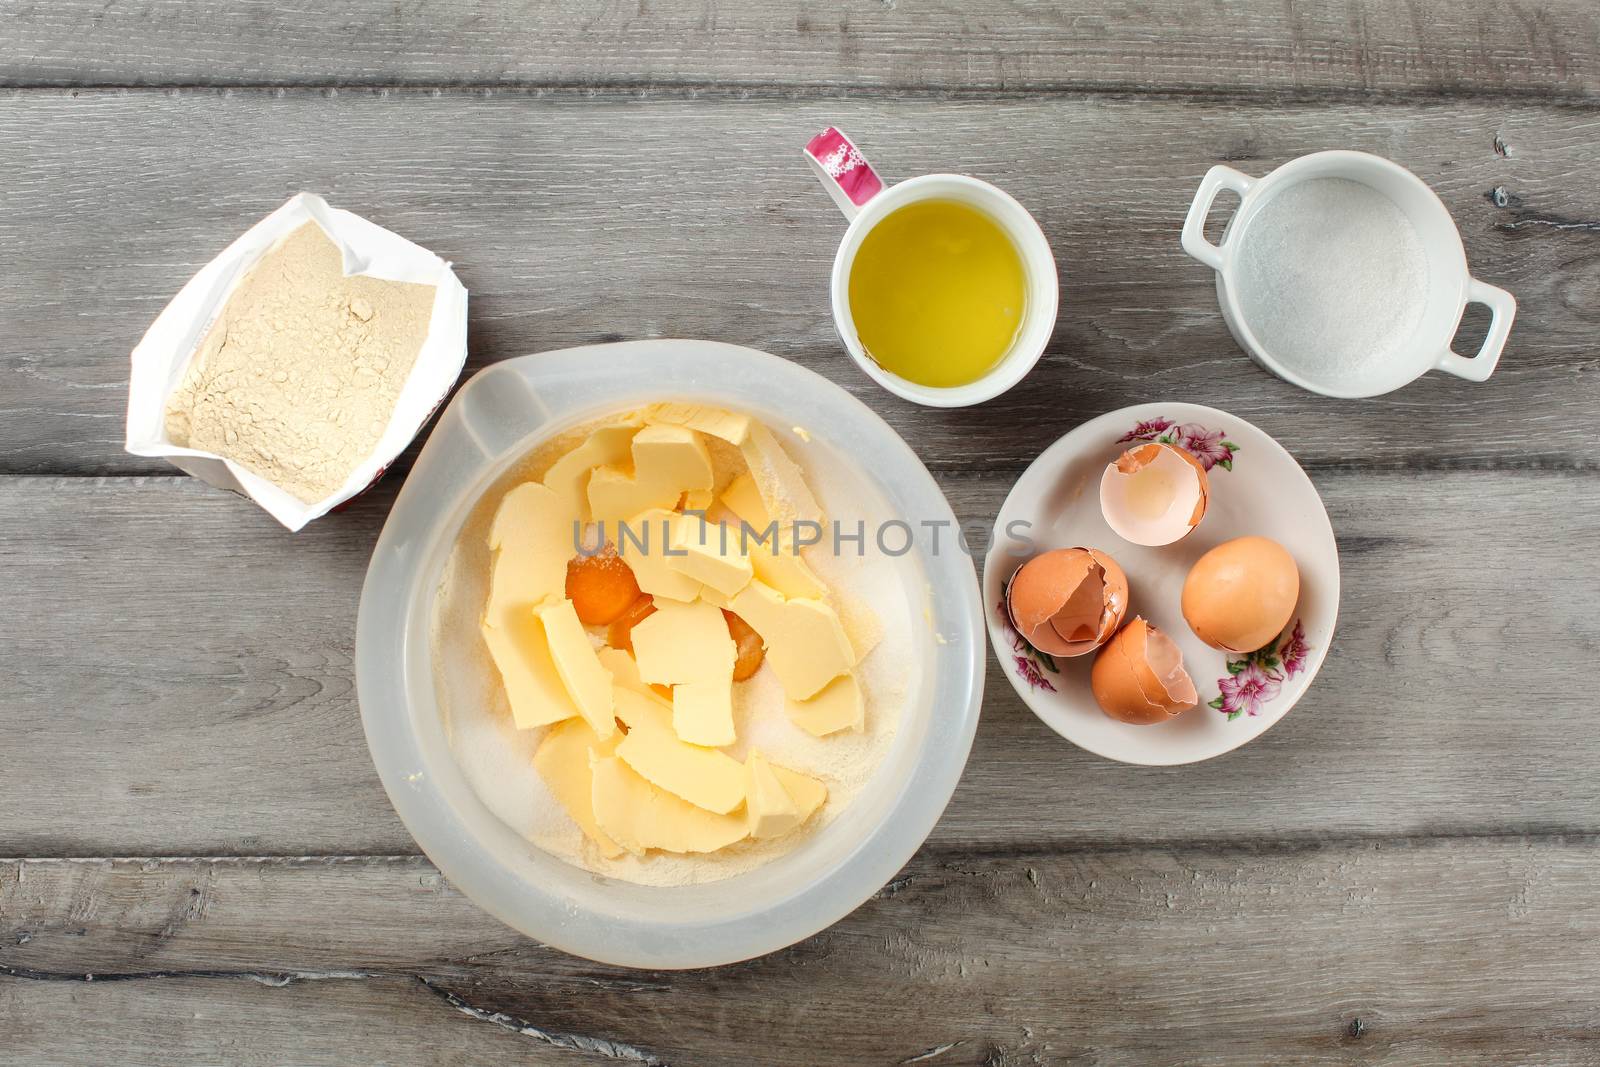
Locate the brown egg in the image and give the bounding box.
[1181,536,1300,653]
[1006,548,1129,658]
[1089,617,1198,725]
[1099,442,1210,547]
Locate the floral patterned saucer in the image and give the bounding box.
[982,402,1339,766]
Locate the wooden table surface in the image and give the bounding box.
[4,2,1600,1063]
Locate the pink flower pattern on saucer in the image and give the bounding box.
[1118,417,1240,472]
[997,590,1058,693]
[1209,620,1310,721]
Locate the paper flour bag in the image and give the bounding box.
[125,192,469,531]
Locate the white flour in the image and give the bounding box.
[429,415,917,887]
[164,222,436,504]
[1234,177,1428,380]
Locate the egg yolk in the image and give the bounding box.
[566,551,642,626]
[723,610,765,681]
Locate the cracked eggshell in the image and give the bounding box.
[1005,547,1129,658]
[1182,535,1300,653]
[1099,442,1209,547]
[1089,617,1199,725]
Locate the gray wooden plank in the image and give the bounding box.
[4,839,1600,1065]
[0,971,597,1066]
[4,470,1597,857]
[2,90,1596,477]
[3,0,1598,98]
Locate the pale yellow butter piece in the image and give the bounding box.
[486,481,577,619]
[771,763,827,819]
[534,599,615,739]
[666,513,753,597]
[745,753,827,839]
[534,717,624,858]
[590,755,749,855]
[596,647,671,707]
[645,402,752,446]
[615,508,702,602]
[681,488,715,513]
[672,671,736,748]
[740,421,821,527]
[696,584,733,610]
[721,471,827,599]
[587,425,715,523]
[751,550,827,601]
[833,587,884,664]
[541,423,638,520]
[480,608,580,730]
[729,580,854,700]
[630,599,735,686]
[786,671,865,736]
[720,471,770,528]
[633,423,714,490]
[586,464,679,524]
[614,690,745,813]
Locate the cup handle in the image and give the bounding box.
[803,127,886,221]
[1181,165,1255,271]
[1435,279,1516,383]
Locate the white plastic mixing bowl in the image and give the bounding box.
[355,340,984,969]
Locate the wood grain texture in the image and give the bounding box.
[4,469,1597,857]
[3,90,1597,478]
[5,839,1600,1065]
[3,0,1598,98]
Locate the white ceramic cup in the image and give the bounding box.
[803,127,1058,408]
[1181,150,1516,399]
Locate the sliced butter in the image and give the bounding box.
[486,481,576,619]
[720,471,770,528]
[586,464,679,525]
[534,599,615,739]
[630,599,735,687]
[721,471,826,599]
[672,671,736,748]
[481,608,581,730]
[616,508,702,602]
[666,513,753,597]
[596,646,671,707]
[541,423,638,520]
[533,717,623,858]
[786,671,865,736]
[588,424,714,523]
[591,755,749,855]
[745,753,827,839]
[614,690,745,813]
[740,421,821,528]
[751,550,826,601]
[696,584,733,610]
[729,580,853,700]
[645,402,752,446]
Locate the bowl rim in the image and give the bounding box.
[355,340,985,968]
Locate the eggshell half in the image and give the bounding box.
[1099,442,1209,547]
[1090,617,1198,725]
[1181,535,1300,653]
[1006,548,1129,658]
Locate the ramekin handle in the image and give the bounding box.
[1181,165,1255,271]
[1436,279,1517,382]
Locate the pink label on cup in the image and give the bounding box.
[804,127,883,217]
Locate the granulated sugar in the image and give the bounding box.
[164,222,436,504]
[1234,177,1428,380]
